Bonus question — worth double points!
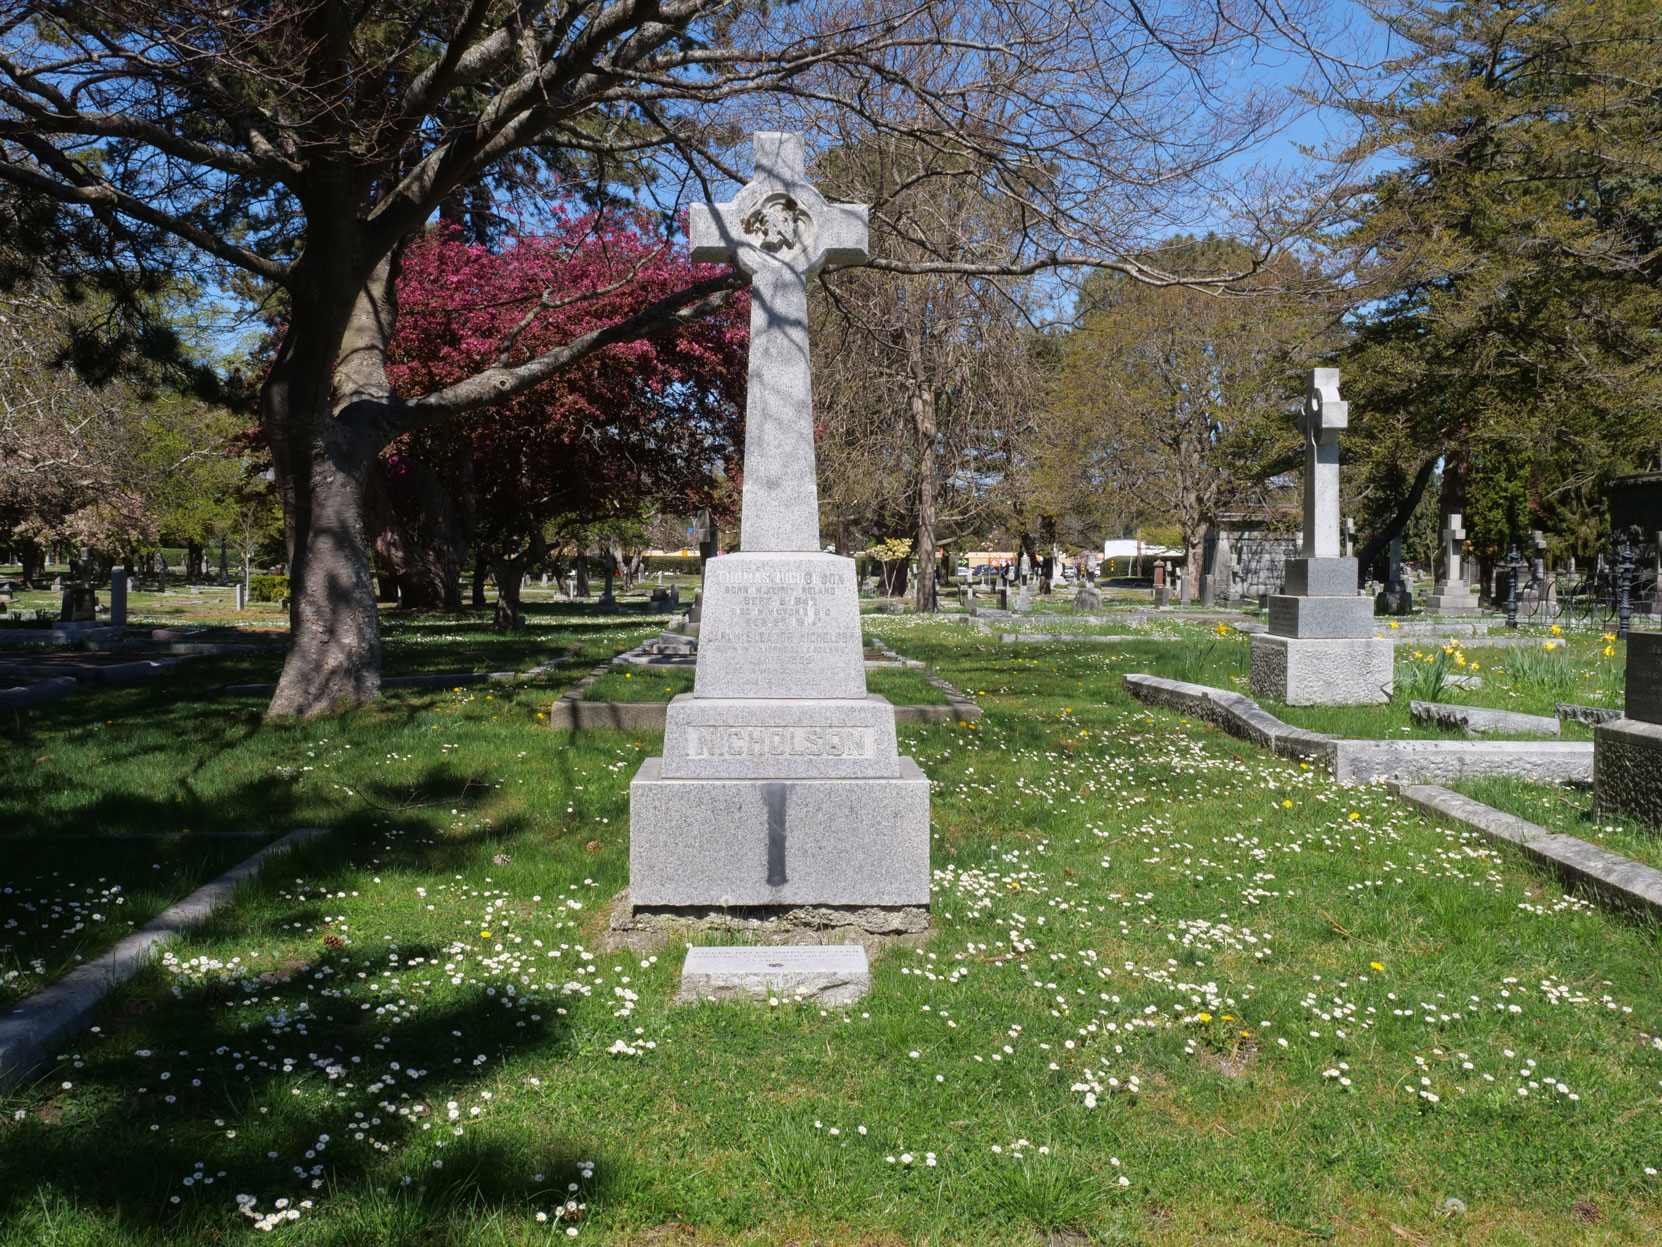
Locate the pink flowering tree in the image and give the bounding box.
[375,215,747,618]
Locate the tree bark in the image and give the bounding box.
[911,382,939,614]
[364,455,470,609]
[264,254,392,716]
[489,548,526,629]
[1183,521,1207,606]
[267,427,382,715]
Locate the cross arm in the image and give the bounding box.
[816,201,868,269]
[688,200,743,265]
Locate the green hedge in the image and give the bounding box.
[641,555,705,575]
[248,574,289,603]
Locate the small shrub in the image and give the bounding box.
[640,554,705,575]
[248,574,289,602]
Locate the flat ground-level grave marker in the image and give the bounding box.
[675,944,871,1006]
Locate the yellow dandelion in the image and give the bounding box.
[1370,961,1384,971]
[1348,811,1360,820]
[1282,799,1293,808]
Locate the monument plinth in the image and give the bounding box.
[627,133,930,927]
[1250,369,1392,704]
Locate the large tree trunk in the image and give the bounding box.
[264,256,392,717]
[18,541,41,589]
[912,382,939,614]
[364,455,470,609]
[489,548,526,629]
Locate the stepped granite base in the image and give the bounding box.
[629,756,931,908]
[1249,633,1393,705]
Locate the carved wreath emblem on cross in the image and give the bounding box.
[741,193,805,253]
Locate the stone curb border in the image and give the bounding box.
[0,656,181,685]
[547,650,984,731]
[210,649,579,698]
[1000,633,1171,644]
[1386,783,1662,923]
[0,830,271,843]
[1124,673,1661,924]
[0,827,330,1088]
[0,675,78,712]
[1123,673,1592,784]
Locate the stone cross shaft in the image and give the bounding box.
[1299,369,1348,559]
[689,132,869,552]
[1442,513,1467,583]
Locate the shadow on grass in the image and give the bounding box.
[0,810,605,1239]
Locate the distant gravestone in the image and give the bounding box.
[629,131,929,936]
[1375,535,1412,615]
[109,569,128,626]
[1249,369,1391,705]
[1425,513,1481,614]
[1071,583,1103,614]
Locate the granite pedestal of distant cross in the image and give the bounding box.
[1249,369,1393,705]
[1594,633,1662,829]
[624,133,930,967]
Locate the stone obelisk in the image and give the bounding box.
[626,133,930,930]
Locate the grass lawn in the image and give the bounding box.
[0,836,262,1009]
[581,666,952,706]
[0,614,1658,1243]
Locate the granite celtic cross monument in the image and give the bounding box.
[1249,369,1392,704]
[626,132,930,931]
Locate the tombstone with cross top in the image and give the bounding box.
[627,133,930,943]
[1251,369,1392,704]
[1425,511,1482,614]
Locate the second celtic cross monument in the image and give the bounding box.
[626,132,931,931]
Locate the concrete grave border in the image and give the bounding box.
[0,827,330,1088]
[1124,672,1660,923]
[0,675,78,713]
[0,655,182,685]
[211,649,579,698]
[1123,673,1592,783]
[548,643,983,731]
